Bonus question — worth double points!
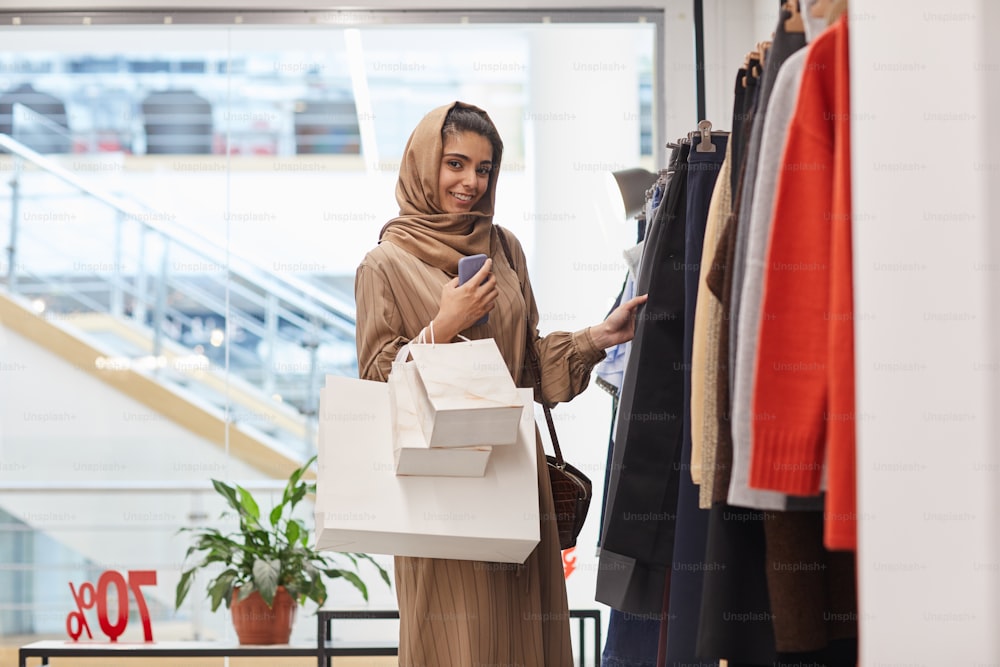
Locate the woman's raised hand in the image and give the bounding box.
[588,294,649,349]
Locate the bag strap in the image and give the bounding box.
[495,228,566,469]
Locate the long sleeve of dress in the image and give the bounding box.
[355,262,410,382]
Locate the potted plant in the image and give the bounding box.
[175,455,390,644]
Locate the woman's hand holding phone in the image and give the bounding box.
[432,256,498,341]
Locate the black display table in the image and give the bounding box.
[18,640,319,666]
[20,608,601,666]
[318,609,602,666]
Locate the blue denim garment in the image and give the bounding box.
[602,608,660,667]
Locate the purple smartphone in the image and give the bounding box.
[457,253,489,326]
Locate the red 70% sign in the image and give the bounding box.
[66,570,157,642]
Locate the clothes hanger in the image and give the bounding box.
[741,51,753,87]
[688,119,728,153]
[695,120,716,153]
[757,41,772,69]
[750,51,763,79]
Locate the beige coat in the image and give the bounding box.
[355,229,604,666]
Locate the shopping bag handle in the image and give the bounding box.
[393,323,471,364]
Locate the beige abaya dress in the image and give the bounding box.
[355,228,604,666]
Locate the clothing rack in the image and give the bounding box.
[693,0,707,120]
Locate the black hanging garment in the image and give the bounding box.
[596,142,689,614]
[600,209,665,667]
[659,130,728,667]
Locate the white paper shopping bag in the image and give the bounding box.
[389,361,493,477]
[315,376,540,563]
[404,338,523,448]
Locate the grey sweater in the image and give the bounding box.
[729,7,829,375]
[727,50,808,510]
[727,20,806,387]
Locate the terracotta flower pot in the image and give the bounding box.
[231,586,297,645]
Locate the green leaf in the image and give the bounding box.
[208,570,238,612]
[287,484,307,511]
[182,544,199,562]
[269,503,283,528]
[252,558,280,606]
[354,553,392,588]
[212,479,241,514]
[192,529,231,551]
[236,485,260,522]
[333,568,369,601]
[247,529,272,551]
[285,519,301,546]
[282,456,313,506]
[237,581,256,602]
[175,569,195,608]
[288,455,315,489]
[310,579,328,606]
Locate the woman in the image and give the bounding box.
[355,101,646,666]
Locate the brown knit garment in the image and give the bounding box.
[691,140,733,507]
[763,511,858,652]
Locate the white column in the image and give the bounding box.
[852,1,1000,662]
[525,26,642,612]
[662,0,698,141]
[701,0,777,131]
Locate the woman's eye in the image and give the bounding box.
[448,160,463,169]
[476,166,492,176]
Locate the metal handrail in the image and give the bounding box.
[0,133,356,324]
[0,129,359,455]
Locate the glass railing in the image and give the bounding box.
[0,481,396,643]
[0,112,358,457]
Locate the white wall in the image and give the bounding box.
[523,26,644,618]
[661,0,697,143]
[852,1,1000,663]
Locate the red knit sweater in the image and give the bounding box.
[750,16,856,551]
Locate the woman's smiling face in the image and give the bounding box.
[437,130,493,214]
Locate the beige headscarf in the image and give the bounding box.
[379,101,503,276]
